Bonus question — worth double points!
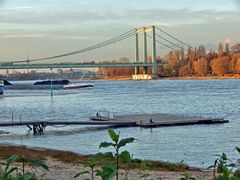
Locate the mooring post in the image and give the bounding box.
[33,125,37,134]
[19,114,22,123]
[50,67,53,97]
[11,112,14,123]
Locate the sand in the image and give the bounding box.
[41,158,213,180]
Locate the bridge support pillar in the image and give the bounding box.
[134,29,140,74]
[143,27,148,74]
[151,26,157,74]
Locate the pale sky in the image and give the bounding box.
[0,0,239,63]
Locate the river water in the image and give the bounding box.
[0,79,239,168]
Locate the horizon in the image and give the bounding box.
[0,0,239,63]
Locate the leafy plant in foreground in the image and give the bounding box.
[96,129,135,180]
[208,146,240,180]
[74,152,112,180]
[0,155,49,180]
[0,155,19,179]
[180,173,196,180]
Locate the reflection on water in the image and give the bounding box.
[0,79,240,167]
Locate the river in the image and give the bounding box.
[0,79,239,168]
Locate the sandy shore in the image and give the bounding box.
[43,158,213,180]
[0,144,213,180]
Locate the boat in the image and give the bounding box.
[33,79,69,85]
[3,79,69,89]
[63,82,94,89]
[0,80,4,95]
[63,73,94,89]
[33,79,69,89]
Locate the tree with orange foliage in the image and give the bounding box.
[163,51,180,76]
[193,58,209,76]
[210,56,231,76]
[229,53,240,74]
[179,63,193,77]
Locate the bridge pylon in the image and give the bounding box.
[134,25,157,75]
[134,29,140,74]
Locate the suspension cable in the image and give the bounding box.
[156,27,193,49]
[14,29,135,63]
[156,34,187,51]
[147,34,177,51]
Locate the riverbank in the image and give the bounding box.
[0,144,213,180]
[94,74,240,80]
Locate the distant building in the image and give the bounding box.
[231,43,240,53]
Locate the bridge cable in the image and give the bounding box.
[147,34,177,51]
[156,27,194,49]
[155,34,187,51]
[14,29,135,63]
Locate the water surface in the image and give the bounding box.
[0,79,239,167]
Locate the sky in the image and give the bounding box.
[0,0,240,62]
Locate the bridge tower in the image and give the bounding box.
[143,27,148,74]
[134,25,157,75]
[134,29,139,74]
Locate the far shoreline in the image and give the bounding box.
[94,74,240,81]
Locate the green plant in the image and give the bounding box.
[209,146,240,180]
[180,173,196,180]
[96,129,135,180]
[74,152,112,180]
[0,155,19,179]
[0,155,49,180]
[139,161,152,178]
[74,155,96,180]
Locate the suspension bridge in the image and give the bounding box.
[0,25,193,76]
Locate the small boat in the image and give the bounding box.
[0,80,4,95]
[63,73,94,89]
[63,82,94,89]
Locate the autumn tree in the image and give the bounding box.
[163,51,180,76]
[210,56,231,76]
[179,63,193,77]
[229,53,240,74]
[193,58,209,76]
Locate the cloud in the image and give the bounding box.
[124,8,240,23]
[0,9,120,25]
[0,8,239,27]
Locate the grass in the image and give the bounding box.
[0,144,193,172]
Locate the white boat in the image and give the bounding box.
[63,82,94,89]
[0,80,4,95]
[63,73,94,89]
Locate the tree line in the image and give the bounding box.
[97,43,240,77]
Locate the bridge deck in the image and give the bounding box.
[0,62,165,70]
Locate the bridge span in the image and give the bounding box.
[0,62,165,70]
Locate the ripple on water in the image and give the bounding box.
[0,79,240,167]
